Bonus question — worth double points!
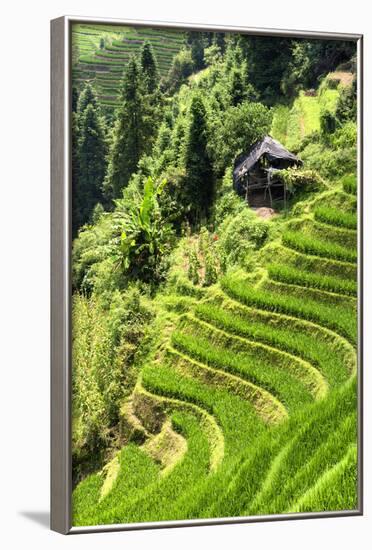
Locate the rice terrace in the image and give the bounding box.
[70,22,359,527]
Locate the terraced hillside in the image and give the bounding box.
[271,76,344,149]
[72,179,358,525]
[72,23,185,108]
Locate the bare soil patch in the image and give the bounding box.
[253,207,277,220]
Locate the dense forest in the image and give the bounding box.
[71,24,358,526]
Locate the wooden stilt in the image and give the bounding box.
[284,184,286,210]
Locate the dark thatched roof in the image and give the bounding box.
[233,136,300,183]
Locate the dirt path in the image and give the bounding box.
[254,207,277,220]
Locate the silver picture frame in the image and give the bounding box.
[51,15,363,534]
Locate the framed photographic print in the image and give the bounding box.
[51,15,363,534]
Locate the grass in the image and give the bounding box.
[172,327,315,412]
[342,174,357,195]
[260,242,357,280]
[310,189,357,214]
[72,225,358,525]
[208,377,357,517]
[79,54,126,66]
[287,218,357,250]
[268,263,357,296]
[250,409,356,515]
[73,443,161,525]
[262,278,356,312]
[282,230,357,263]
[298,94,321,133]
[166,347,288,424]
[309,220,356,250]
[271,105,290,143]
[276,415,356,513]
[285,93,320,149]
[73,408,213,525]
[318,87,340,112]
[71,61,358,525]
[273,83,341,149]
[142,363,269,442]
[314,206,357,230]
[176,314,328,399]
[72,22,184,107]
[221,275,357,344]
[95,50,129,60]
[289,443,357,513]
[195,301,355,384]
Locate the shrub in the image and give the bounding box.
[72,214,116,294]
[335,79,357,123]
[214,190,245,226]
[277,167,324,194]
[331,122,357,149]
[186,228,220,287]
[326,78,340,90]
[153,166,188,232]
[208,100,272,176]
[204,44,222,66]
[187,247,201,285]
[165,48,194,91]
[218,208,269,270]
[72,289,153,480]
[341,174,357,195]
[91,203,105,224]
[300,141,356,181]
[204,251,219,286]
[213,167,246,225]
[320,108,337,134]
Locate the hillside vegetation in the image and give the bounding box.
[71,26,358,526]
[73,24,185,109]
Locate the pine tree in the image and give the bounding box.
[76,104,108,228]
[239,36,293,104]
[213,32,226,54]
[191,37,205,71]
[140,41,163,148]
[185,31,205,71]
[140,41,159,94]
[77,83,98,119]
[230,69,245,106]
[104,56,146,200]
[104,56,157,199]
[72,86,79,112]
[184,94,214,223]
[71,112,81,236]
[165,48,194,92]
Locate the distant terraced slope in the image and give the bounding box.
[72,179,358,526]
[271,73,353,149]
[72,23,185,108]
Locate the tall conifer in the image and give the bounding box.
[104,56,154,200]
[184,94,214,223]
[76,104,108,227]
[140,41,159,94]
[77,83,98,118]
[72,112,81,236]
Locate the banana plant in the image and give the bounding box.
[117,177,173,281]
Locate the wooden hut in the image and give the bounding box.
[233,136,301,208]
